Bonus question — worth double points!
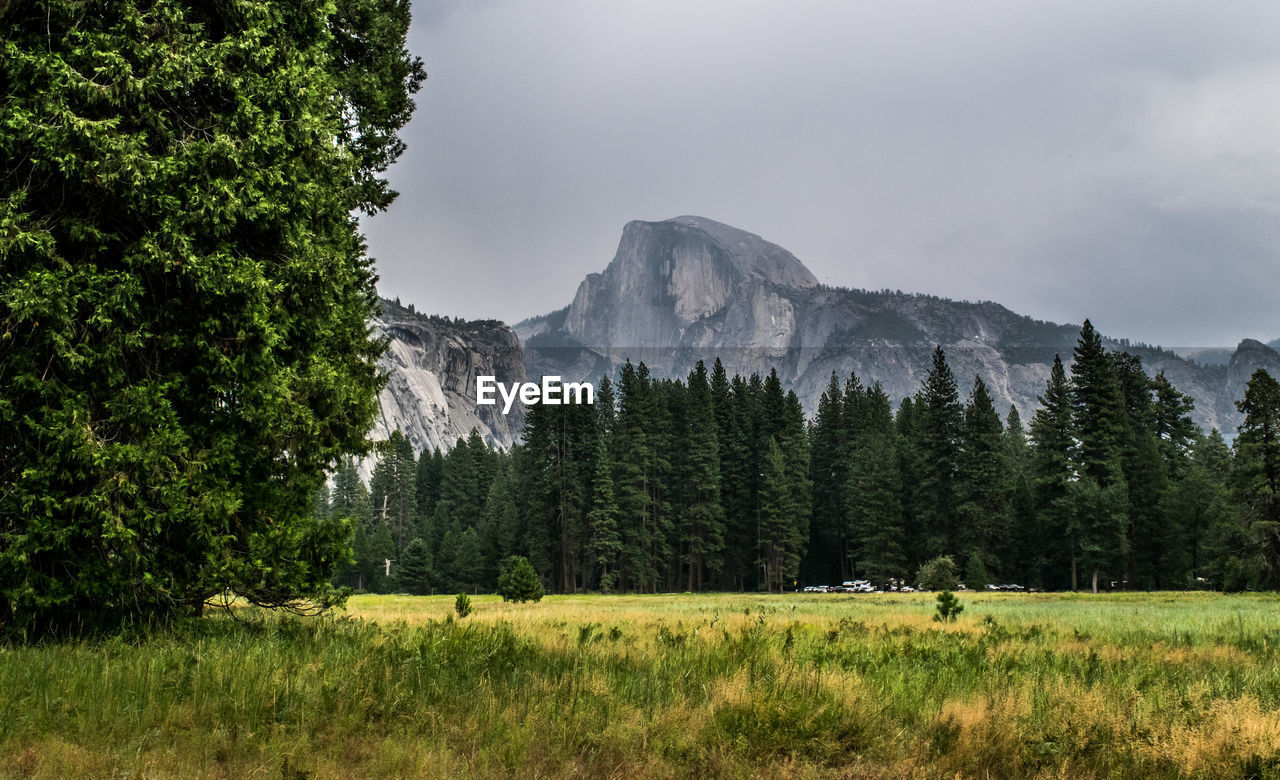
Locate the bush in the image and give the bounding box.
[934,590,964,623]
[455,593,472,618]
[498,556,544,603]
[917,556,959,591]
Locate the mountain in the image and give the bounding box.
[517,216,1278,435]
[369,298,525,466]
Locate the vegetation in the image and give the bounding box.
[454,592,472,618]
[4,592,1280,777]
[330,324,1280,600]
[0,1,425,637]
[917,556,960,591]
[934,590,964,622]
[498,556,544,603]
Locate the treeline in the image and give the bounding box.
[319,319,1280,594]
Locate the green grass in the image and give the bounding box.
[3,592,1280,777]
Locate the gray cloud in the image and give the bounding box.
[364,0,1280,347]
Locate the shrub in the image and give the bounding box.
[455,593,472,618]
[934,590,964,622]
[498,556,544,603]
[917,555,959,591]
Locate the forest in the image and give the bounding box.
[322,320,1280,596]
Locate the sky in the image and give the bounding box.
[362,1,1280,349]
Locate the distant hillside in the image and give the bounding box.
[366,298,525,470]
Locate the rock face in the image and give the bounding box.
[518,216,1278,436]
[370,299,525,464]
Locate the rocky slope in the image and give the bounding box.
[370,298,525,462]
[518,216,1278,435]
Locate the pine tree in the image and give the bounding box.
[1230,369,1280,588]
[956,376,1011,577]
[1,0,424,635]
[454,527,486,593]
[396,538,435,595]
[1069,323,1130,591]
[1070,321,1127,485]
[586,435,623,592]
[482,459,520,588]
[614,361,655,591]
[329,459,375,591]
[1112,352,1170,588]
[758,437,802,592]
[1029,355,1077,590]
[1004,406,1039,587]
[915,346,963,559]
[369,429,418,553]
[679,361,727,590]
[847,385,907,585]
[415,448,444,539]
[498,556,544,603]
[805,372,848,584]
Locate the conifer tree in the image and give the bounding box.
[679,361,727,590]
[1029,356,1077,589]
[329,459,375,591]
[614,361,655,591]
[1004,406,1039,587]
[1230,369,1280,588]
[848,384,907,585]
[587,435,623,592]
[1070,321,1128,485]
[415,447,444,538]
[806,372,848,583]
[454,527,486,593]
[1,0,425,635]
[396,538,435,595]
[482,459,520,585]
[1069,323,1130,591]
[369,429,417,553]
[956,376,1011,577]
[1152,371,1198,476]
[915,346,964,559]
[758,437,802,591]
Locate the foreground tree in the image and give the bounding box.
[0,1,426,636]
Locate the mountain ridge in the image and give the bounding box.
[516,216,1278,435]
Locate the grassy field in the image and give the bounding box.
[3,591,1280,778]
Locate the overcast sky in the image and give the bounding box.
[363,1,1280,348]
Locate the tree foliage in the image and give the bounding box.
[0,0,425,636]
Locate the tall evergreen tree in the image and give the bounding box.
[1230,369,1280,588]
[679,361,727,590]
[758,437,802,591]
[369,429,417,553]
[1069,322,1130,591]
[1,0,425,635]
[1004,406,1039,588]
[1112,352,1168,588]
[805,372,848,584]
[956,376,1012,577]
[914,346,964,559]
[396,538,435,595]
[586,435,623,592]
[848,384,907,585]
[1070,321,1128,485]
[415,447,444,538]
[1029,355,1077,589]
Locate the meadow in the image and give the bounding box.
[3,591,1280,778]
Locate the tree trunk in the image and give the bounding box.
[1092,566,1100,594]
